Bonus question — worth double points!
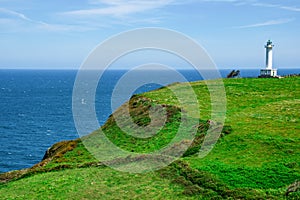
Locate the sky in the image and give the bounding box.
[0,0,300,69]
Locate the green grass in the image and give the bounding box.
[100,95,184,153]
[144,77,300,198]
[1,77,299,199]
[0,167,187,200]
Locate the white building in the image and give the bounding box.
[259,40,278,77]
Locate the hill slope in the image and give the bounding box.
[1,77,299,199]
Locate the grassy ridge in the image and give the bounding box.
[188,78,300,192]
[0,77,299,199]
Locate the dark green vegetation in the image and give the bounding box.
[1,77,299,199]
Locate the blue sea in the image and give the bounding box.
[0,68,299,173]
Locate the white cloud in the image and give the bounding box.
[63,0,173,17]
[200,0,256,4]
[0,8,34,22]
[0,7,55,27]
[251,2,300,12]
[0,7,97,32]
[59,0,174,29]
[0,2,168,33]
[251,2,279,8]
[202,0,238,2]
[235,18,294,29]
[203,0,300,12]
[280,6,300,12]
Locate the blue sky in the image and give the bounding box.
[0,0,299,69]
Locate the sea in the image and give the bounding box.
[0,68,299,173]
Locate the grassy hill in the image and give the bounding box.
[1,77,299,199]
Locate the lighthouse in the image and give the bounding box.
[259,40,277,77]
[265,40,274,69]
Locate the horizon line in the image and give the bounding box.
[0,67,300,70]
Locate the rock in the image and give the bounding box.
[42,139,78,160]
[285,180,300,196]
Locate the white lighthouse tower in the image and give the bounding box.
[266,40,274,69]
[259,40,277,77]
